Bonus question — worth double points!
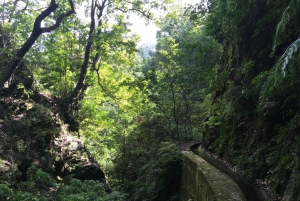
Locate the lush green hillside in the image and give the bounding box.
[0,0,299,200]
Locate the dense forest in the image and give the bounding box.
[0,0,299,200]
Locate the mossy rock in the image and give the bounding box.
[53,136,105,183]
[0,159,17,181]
[0,100,59,177]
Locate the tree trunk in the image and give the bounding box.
[68,0,109,104]
[0,0,75,88]
[68,0,96,104]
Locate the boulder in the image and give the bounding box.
[0,160,17,181]
[53,135,106,183]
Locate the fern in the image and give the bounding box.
[279,38,300,77]
[273,5,291,49]
[132,143,181,201]
[259,38,300,104]
[259,0,300,104]
[273,0,300,50]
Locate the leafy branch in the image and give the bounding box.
[0,0,76,88]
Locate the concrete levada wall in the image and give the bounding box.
[179,151,246,201]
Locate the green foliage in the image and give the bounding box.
[36,28,85,97]
[265,116,300,195]
[17,166,57,195]
[259,39,300,107]
[57,179,125,201]
[0,166,126,201]
[132,143,182,201]
[112,132,181,201]
[0,184,13,200]
[273,0,300,50]
[2,1,190,201]
[141,6,216,140]
[3,0,300,200]
[201,0,300,198]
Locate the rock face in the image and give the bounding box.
[0,160,17,181]
[179,151,246,201]
[0,99,60,181]
[53,135,105,182]
[0,93,105,184]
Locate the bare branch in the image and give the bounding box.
[114,7,152,19]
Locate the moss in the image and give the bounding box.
[0,99,60,176]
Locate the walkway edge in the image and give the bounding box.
[179,150,246,201]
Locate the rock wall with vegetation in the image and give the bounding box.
[0,73,123,200]
[179,151,246,201]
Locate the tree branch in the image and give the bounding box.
[0,0,75,88]
[68,0,95,103]
[42,0,76,33]
[114,7,152,19]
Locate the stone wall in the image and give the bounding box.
[179,151,246,201]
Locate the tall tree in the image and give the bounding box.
[67,0,170,105]
[140,5,217,139]
[0,0,75,88]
